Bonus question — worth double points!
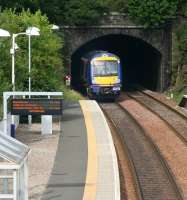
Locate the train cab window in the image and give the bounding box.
[92,60,118,76]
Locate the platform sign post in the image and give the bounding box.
[11,98,63,115]
[41,115,52,135]
[3,92,63,136]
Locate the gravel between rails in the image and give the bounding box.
[101,103,180,200]
[139,89,187,118]
[125,91,187,144]
[119,95,187,199]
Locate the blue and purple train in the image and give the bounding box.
[81,51,122,99]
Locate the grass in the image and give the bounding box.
[63,87,85,101]
[0,87,85,121]
[166,88,186,105]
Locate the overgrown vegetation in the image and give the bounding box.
[128,0,180,27]
[0,1,187,103]
[171,20,187,101]
[0,9,63,92]
[0,0,185,26]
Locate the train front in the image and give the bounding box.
[89,53,121,98]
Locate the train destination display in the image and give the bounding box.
[11,98,63,115]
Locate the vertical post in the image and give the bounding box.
[24,158,28,200]
[28,34,31,96]
[13,170,17,200]
[12,34,15,92]
[28,34,32,125]
[3,93,8,134]
[11,35,16,136]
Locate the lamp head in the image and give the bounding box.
[26,27,40,36]
[0,29,10,37]
[51,24,59,30]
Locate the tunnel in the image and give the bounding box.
[71,34,162,93]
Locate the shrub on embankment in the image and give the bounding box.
[169,1,187,102]
[0,9,64,92]
[1,1,187,103]
[0,9,76,117]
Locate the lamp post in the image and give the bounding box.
[10,27,40,128]
[11,27,40,93]
[26,27,40,97]
[26,27,40,125]
[10,33,26,92]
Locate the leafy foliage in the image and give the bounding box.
[174,23,187,89]
[177,24,187,62]
[105,0,128,13]
[0,9,64,93]
[1,0,108,26]
[128,0,180,27]
[39,0,108,26]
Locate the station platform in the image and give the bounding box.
[40,100,120,200]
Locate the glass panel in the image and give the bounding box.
[0,178,13,194]
[92,60,119,77]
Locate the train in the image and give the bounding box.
[81,51,122,99]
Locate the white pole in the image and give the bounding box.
[13,170,17,200]
[3,93,8,134]
[28,34,31,95]
[28,34,32,125]
[24,158,28,200]
[12,34,15,92]
[11,35,16,128]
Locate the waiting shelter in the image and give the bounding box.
[0,131,30,200]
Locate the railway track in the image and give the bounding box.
[100,102,182,200]
[124,91,187,145]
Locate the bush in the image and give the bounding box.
[128,0,179,27]
[0,9,64,93]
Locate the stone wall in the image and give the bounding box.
[61,14,172,91]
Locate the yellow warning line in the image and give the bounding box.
[79,100,97,200]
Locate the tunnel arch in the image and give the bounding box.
[71,34,162,91]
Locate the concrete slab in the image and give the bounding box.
[40,102,88,200]
[16,100,120,200]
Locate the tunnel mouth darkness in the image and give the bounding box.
[71,34,162,93]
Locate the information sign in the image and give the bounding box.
[11,98,63,115]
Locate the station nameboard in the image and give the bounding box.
[11,99,63,115]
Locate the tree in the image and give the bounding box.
[0,9,64,92]
[128,0,180,27]
[174,23,187,90]
[0,0,40,12]
[56,0,107,25]
[105,0,128,13]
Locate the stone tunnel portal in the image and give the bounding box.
[71,34,162,92]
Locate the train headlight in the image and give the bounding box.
[113,86,121,91]
[116,79,121,84]
[92,77,97,84]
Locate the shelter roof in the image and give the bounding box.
[0,132,30,165]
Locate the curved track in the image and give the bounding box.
[100,102,182,200]
[125,91,187,144]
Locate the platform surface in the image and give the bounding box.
[41,102,87,200]
[38,100,120,200]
